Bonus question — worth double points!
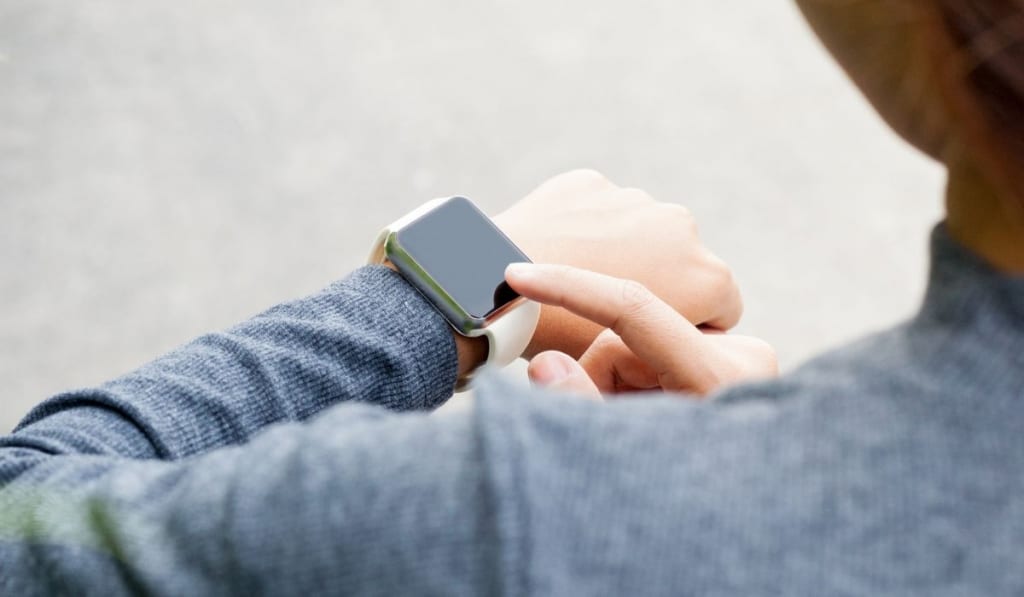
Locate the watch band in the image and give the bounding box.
[368,199,541,382]
[476,296,541,368]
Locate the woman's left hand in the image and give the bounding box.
[505,263,778,399]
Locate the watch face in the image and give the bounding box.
[391,197,529,332]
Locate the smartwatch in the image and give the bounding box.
[368,197,541,385]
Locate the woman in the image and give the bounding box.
[2,1,1022,594]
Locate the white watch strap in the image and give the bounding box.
[479,299,541,369]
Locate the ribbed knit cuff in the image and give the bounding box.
[334,266,460,410]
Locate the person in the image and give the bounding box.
[2,0,1023,594]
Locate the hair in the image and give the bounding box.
[936,1,1024,171]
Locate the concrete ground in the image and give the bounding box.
[0,1,943,432]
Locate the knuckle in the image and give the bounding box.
[661,202,693,219]
[756,341,779,372]
[618,187,655,203]
[718,263,737,291]
[701,251,744,327]
[564,168,612,188]
[660,205,698,238]
[730,285,746,322]
[678,209,699,233]
[737,336,778,373]
[705,251,734,285]
[594,328,622,348]
[620,279,656,315]
[718,267,743,314]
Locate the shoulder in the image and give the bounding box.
[468,325,1023,594]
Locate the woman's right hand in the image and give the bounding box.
[493,170,743,360]
[505,263,778,399]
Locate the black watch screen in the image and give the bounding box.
[391,197,530,331]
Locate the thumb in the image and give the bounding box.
[527,351,602,400]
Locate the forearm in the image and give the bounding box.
[0,403,495,596]
[3,266,459,461]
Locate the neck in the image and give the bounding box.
[944,156,1024,274]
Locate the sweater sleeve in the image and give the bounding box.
[1,265,459,461]
[0,402,503,597]
[0,266,505,596]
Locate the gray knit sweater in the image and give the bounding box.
[1,224,1022,596]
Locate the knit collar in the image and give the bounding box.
[917,222,1024,330]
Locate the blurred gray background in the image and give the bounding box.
[0,1,943,432]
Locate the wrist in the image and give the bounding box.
[454,334,488,379]
[494,215,600,360]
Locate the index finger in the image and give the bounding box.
[505,263,710,380]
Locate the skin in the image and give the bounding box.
[794,0,1024,270]
[454,169,746,380]
[446,171,777,388]
[460,0,1024,390]
[506,263,777,399]
[493,170,743,357]
[388,169,745,380]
